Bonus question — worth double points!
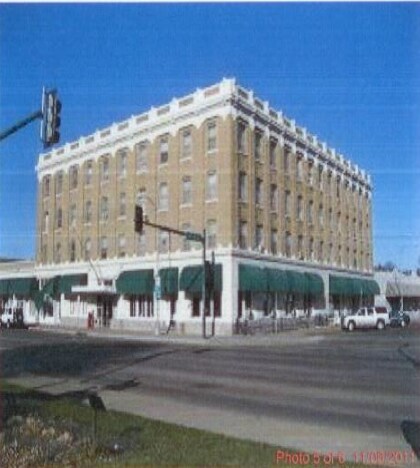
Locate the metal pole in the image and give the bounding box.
[0,110,42,142]
[202,229,206,339]
[211,250,215,337]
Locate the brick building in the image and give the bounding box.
[31,78,378,334]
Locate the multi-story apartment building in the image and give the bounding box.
[32,78,378,335]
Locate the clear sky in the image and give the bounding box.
[0,3,419,269]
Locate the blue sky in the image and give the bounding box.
[0,3,419,269]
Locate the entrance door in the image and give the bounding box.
[97,296,113,327]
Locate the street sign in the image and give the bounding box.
[185,231,203,242]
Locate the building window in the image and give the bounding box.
[84,200,92,224]
[56,172,63,195]
[207,120,217,152]
[285,191,291,217]
[307,200,314,225]
[159,136,169,164]
[158,182,168,211]
[130,295,154,318]
[69,165,78,190]
[270,184,278,211]
[117,148,128,178]
[43,211,49,232]
[336,176,341,198]
[270,229,278,255]
[239,221,248,249]
[318,165,323,189]
[237,121,247,153]
[181,128,192,159]
[100,237,108,259]
[100,156,110,183]
[43,176,50,197]
[269,139,277,168]
[254,131,263,160]
[255,225,264,250]
[41,244,47,263]
[54,242,61,263]
[309,237,314,260]
[328,208,333,229]
[297,235,304,259]
[56,207,62,229]
[119,192,126,217]
[239,172,248,202]
[255,178,263,206]
[318,241,324,262]
[85,160,93,186]
[136,232,146,256]
[158,230,169,253]
[206,220,217,249]
[297,196,303,221]
[206,171,217,201]
[100,196,109,222]
[319,204,324,227]
[136,188,146,207]
[308,163,314,186]
[284,148,290,173]
[84,238,91,261]
[297,157,304,182]
[181,223,191,251]
[285,232,292,257]
[69,204,77,227]
[118,234,126,257]
[181,177,192,205]
[135,142,148,173]
[69,240,76,262]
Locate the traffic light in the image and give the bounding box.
[41,89,62,148]
[134,205,144,233]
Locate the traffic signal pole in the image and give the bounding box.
[0,110,43,142]
[134,205,208,338]
[0,88,61,147]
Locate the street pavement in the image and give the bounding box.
[1,326,420,465]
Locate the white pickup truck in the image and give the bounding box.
[342,307,390,331]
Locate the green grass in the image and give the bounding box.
[0,380,384,467]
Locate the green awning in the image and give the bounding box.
[362,279,380,295]
[159,267,179,296]
[329,275,379,296]
[330,275,350,295]
[304,272,324,296]
[285,270,306,294]
[180,264,222,294]
[238,265,268,292]
[0,279,9,296]
[266,268,288,293]
[0,277,38,297]
[33,276,61,310]
[116,269,154,295]
[57,274,88,295]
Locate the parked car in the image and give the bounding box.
[342,307,390,331]
[0,307,25,329]
[389,310,410,328]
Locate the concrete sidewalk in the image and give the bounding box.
[30,324,334,347]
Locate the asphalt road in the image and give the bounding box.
[1,327,420,464]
